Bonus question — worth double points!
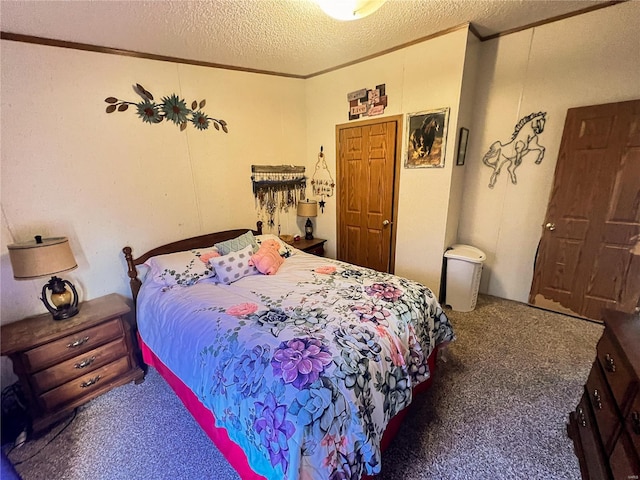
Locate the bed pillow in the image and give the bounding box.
[255,233,294,258]
[145,247,219,287]
[209,244,259,284]
[249,240,284,275]
[137,263,151,283]
[214,231,258,256]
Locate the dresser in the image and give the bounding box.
[567,310,640,479]
[1,293,145,432]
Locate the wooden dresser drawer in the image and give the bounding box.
[30,337,128,394]
[597,330,636,415]
[587,361,622,454]
[626,395,640,457]
[22,318,124,372]
[571,393,610,480]
[610,427,640,480]
[39,356,131,412]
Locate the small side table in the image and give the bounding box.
[1,293,144,432]
[293,238,327,257]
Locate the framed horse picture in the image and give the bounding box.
[405,108,449,168]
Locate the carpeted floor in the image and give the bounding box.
[5,294,603,480]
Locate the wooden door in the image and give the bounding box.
[529,100,640,321]
[336,116,402,272]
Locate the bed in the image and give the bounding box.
[123,223,454,480]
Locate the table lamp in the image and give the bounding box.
[8,236,79,320]
[297,200,318,240]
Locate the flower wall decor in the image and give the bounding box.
[105,83,228,133]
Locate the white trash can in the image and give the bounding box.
[444,244,486,312]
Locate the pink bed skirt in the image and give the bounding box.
[139,336,438,480]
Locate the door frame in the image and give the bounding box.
[335,114,404,273]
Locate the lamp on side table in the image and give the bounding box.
[7,235,80,320]
[297,200,318,240]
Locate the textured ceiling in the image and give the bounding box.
[0,0,618,77]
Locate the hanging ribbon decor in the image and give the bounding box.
[251,165,307,227]
[311,146,335,213]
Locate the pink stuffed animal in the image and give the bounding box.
[249,239,284,275]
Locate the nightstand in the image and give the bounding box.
[1,293,144,432]
[294,238,327,257]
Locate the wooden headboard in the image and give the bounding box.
[122,221,263,302]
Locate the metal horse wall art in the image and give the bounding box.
[482,112,547,188]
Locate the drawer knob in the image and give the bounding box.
[75,356,96,369]
[605,353,616,372]
[577,406,587,427]
[80,375,101,388]
[67,336,90,348]
[592,389,602,410]
[632,411,640,435]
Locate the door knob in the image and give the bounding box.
[382,220,390,227]
[545,222,556,231]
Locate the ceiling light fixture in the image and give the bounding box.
[316,0,386,21]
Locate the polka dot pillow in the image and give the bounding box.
[209,244,259,284]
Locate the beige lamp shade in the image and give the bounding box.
[7,237,77,279]
[297,200,318,218]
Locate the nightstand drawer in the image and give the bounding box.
[39,355,131,411]
[597,330,636,414]
[293,238,326,257]
[30,337,128,394]
[305,244,325,256]
[23,318,124,372]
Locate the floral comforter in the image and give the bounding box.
[137,250,454,480]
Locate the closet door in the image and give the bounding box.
[336,115,402,273]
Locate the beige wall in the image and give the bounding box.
[445,33,480,253]
[306,27,471,291]
[1,42,306,320]
[0,42,306,383]
[458,1,640,303]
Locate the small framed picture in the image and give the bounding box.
[456,127,469,166]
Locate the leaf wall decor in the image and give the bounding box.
[104,83,228,133]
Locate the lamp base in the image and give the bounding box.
[41,276,80,321]
[305,218,314,240]
[51,305,79,321]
